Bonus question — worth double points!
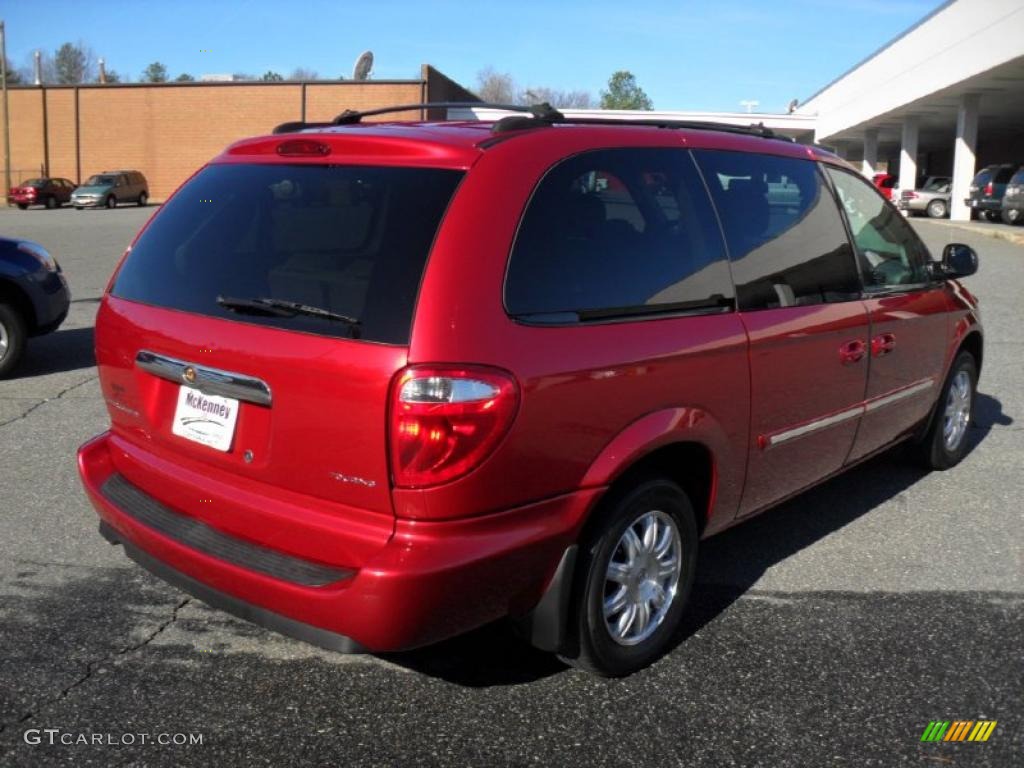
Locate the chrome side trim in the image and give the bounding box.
[767,406,863,447]
[135,350,272,407]
[763,377,937,449]
[864,377,934,413]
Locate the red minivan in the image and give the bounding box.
[78,105,982,676]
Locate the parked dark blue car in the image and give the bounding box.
[0,236,71,377]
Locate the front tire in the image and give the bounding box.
[927,199,948,219]
[45,196,58,209]
[562,478,698,676]
[0,302,28,379]
[914,351,977,470]
[1002,208,1021,225]
[105,195,117,209]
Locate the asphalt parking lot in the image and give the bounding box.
[0,206,1021,767]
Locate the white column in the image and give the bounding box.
[861,129,878,177]
[899,117,919,192]
[950,94,979,222]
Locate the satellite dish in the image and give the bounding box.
[352,51,374,81]
[787,98,800,114]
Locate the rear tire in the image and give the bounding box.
[926,199,948,219]
[137,192,148,207]
[105,195,117,209]
[0,302,28,379]
[1002,208,1021,225]
[16,203,27,210]
[560,477,698,676]
[913,351,977,470]
[982,210,998,222]
[45,196,57,209]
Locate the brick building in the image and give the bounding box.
[1,65,476,202]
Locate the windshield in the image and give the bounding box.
[23,179,45,187]
[85,175,117,186]
[111,163,463,344]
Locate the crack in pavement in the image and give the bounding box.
[0,375,98,430]
[0,598,191,735]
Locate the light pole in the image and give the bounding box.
[1,21,11,204]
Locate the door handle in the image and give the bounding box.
[872,333,897,357]
[839,339,866,365]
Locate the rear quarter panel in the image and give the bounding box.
[406,128,760,530]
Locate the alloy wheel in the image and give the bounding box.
[943,370,972,451]
[603,510,682,646]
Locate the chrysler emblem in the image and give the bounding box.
[182,366,197,384]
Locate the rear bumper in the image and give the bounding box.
[965,198,1001,211]
[79,431,599,652]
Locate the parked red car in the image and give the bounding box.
[872,172,897,200]
[9,177,77,209]
[78,105,983,676]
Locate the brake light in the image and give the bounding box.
[276,139,331,157]
[985,181,994,196]
[905,191,918,199]
[390,366,519,488]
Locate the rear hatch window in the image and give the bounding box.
[112,163,463,344]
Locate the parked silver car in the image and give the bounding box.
[898,176,951,218]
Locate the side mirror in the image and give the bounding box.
[940,243,978,278]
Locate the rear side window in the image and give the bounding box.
[693,150,860,310]
[505,148,732,321]
[1010,170,1024,186]
[112,163,462,344]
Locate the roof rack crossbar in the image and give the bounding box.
[271,101,792,143]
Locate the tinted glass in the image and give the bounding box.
[86,175,116,186]
[505,148,732,320]
[112,163,463,344]
[694,150,860,310]
[1010,170,1024,186]
[826,167,931,288]
[994,166,1015,183]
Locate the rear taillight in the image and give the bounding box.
[905,191,918,199]
[984,181,994,196]
[389,365,519,488]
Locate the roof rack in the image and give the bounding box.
[271,101,792,142]
[272,102,564,134]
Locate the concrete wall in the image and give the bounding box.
[1,66,470,201]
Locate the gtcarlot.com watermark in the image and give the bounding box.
[24,728,203,747]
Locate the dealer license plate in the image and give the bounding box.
[171,386,239,452]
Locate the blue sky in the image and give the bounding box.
[4,0,945,112]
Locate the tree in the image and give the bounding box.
[600,71,653,110]
[289,67,318,81]
[2,58,21,85]
[175,73,195,82]
[232,73,256,81]
[54,42,92,84]
[261,71,284,81]
[141,61,168,83]
[475,67,516,103]
[103,69,121,83]
[521,86,593,109]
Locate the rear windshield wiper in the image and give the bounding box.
[216,296,361,337]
